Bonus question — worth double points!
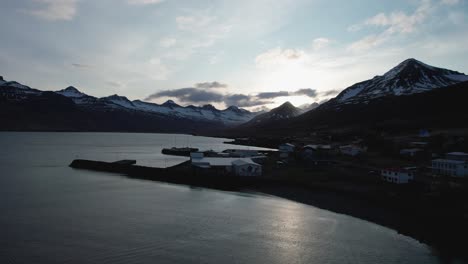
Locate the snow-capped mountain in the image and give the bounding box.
[56,86,88,98]
[0,77,256,126]
[243,101,301,126]
[332,58,468,105]
[0,77,42,100]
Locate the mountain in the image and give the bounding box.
[239,101,301,128]
[228,58,468,136]
[0,77,257,132]
[330,58,468,106]
[298,102,320,113]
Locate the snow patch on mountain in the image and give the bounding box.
[56,86,87,98]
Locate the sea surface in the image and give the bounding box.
[0,132,461,263]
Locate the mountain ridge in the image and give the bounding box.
[227,58,468,136]
[0,78,257,126]
[328,58,468,107]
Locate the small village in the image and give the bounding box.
[185,129,468,193]
[69,129,468,256]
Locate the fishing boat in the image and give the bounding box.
[161,147,199,157]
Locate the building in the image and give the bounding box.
[339,145,365,156]
[191,153,262,176]
[381,168,416,184]
[400,148,423,157]
[432,159,468,177]
[232,159,262,176]
[445,152,468,161]
[301,144,331,158]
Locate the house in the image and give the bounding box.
[432,159,468,177]
[339,145,365,156]
[445,152,468,161]
[381,168,416,184]
[232,159,262,176]
[301,144,332,162]
[400,148,423,157]
[191,153,262,176]
[301,145,332,159]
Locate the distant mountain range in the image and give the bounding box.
[1,58,467,134]
[0,76,256,132]
[228,58,468,136]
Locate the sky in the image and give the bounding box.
[0,0,467,111]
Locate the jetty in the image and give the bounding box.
[161,147,199,157]
[69,159,274,191]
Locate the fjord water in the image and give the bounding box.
[0,132,451,263]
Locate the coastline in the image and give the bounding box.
[70,159,468,261]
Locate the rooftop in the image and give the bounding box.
[446,152,468,156]
[432,159,466,164]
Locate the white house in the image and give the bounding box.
[400,148,423,157]
[381,168,416,184]
[432,159,468,177]
[191,153,262,176]
[340,145,364,156]
[232,159,262,176]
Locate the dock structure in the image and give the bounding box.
[69,159,273,191]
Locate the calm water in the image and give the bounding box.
[0,132,461,263]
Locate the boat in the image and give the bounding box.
[162,147,199,157]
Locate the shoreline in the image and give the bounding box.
[70,159,468,261]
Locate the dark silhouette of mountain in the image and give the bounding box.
[227,59,468,136]
[239,101,301,128]
[329,58,468,106]
[0,78,256,132]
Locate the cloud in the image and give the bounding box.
[145,88,224,103]
[256,89,318,99]
[293,88,317,97]
[106,81,124,88]
[256,91,290,99]
[27,0,78,21]
[176,15,216,31]
[71,63,91,68]
[348,0,434,51]
[195,81,228,89]
[127,0,165,5]
[312,38,331,50]
[144,87,293,107]
[159,37,176,48]
[350,0,433,34]
[348,34,390,52]
[255,47,307,68]
[224,94,273,108]
[321,89,340,96]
